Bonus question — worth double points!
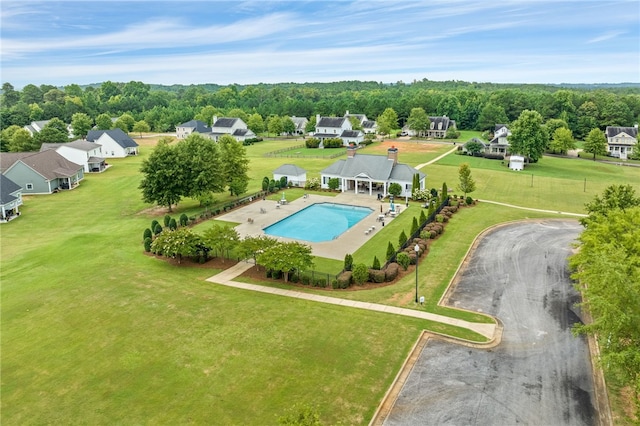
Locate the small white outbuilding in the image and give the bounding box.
[509,155,525,171]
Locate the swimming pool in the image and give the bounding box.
[264,203,373,242]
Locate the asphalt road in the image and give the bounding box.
[384,220,598,426]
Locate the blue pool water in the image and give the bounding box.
[264,203,373,242]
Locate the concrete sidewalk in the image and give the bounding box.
[206,262,497,340]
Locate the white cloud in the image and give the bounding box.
[587,30,625,44]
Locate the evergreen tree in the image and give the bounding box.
[386,242,395,261]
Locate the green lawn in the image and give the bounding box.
[3,136,636,424]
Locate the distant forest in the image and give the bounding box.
[2,79,639,141]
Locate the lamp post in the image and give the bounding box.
[414,243,420,303]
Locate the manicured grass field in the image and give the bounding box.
[3,135,637,424]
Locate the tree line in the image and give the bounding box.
[1,79,638,149]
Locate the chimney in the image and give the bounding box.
[345,110,349,116]
[212,116,217,127]
[387,146,398,165]
[347,144,357,158]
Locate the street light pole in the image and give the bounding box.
[414,243,420,303]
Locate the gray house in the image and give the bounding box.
[321,146,425,197]
[0,150,84,194]
[1,174,23,222]
[176,119,212,139]
[605,125,638,159]
[273,164,307,187]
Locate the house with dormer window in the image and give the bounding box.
[426,116,456,139]
[209,116,256,142]
[176,120,212,139]
[314,114,364,146]
[605,125,637,159]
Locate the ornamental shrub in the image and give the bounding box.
[396,252,410,270]
[369,269,385,283]
[143,228,152,240]
[384,263,399,281]
[337,271,352,289]
[151,219,159,231]
[163,214,171,227]
[419,210,427,224]
[154,223,163,235]
[372,256,381,270]
[179,213,188,226]
[436,214,444,223]
[305,137,320,148]
[352,263,369,285]
[304,177,320,190]
[344,253,353,271]
[386,242,395,261]
[398,230,408,247]
[411,217,419,235]
[143,237,152,252]
[168,218,177,230]
[466,196,474,205]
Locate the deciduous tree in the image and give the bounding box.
[218,134,249,197]
[132,120,151,137]
[549,127,576,155]
[95,113,113,130]
[71,112,93,139]
[406,107,430,137]
[583,128,608,161]
[202,224,240,261]
[257,241,313,282]
[139,139,183,211]
[8,128,37,152]
[377,108,398,137]
[570,205,640,415]
[508,109,548,162]
[457,163,476,198]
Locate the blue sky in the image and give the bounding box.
[1,1,639,88]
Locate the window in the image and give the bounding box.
[26,183,33,190]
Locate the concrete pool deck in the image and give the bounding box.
[216,192,406,260]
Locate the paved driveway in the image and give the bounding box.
[384,220,598,426]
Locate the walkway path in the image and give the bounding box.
[415,145,458,169]
[206,262,497,340]
[478,199,587,217]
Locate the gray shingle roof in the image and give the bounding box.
[605,126,638,138]
[322,152,424,182]
[362,120,376,129]
[213,117,238,128]
[40,140,102,152]
[273,164,306,176]
[177,120,211,133]
[2,150,83,179]
[86,128,138,148]
[232,128,253,137]
[340,130,361,138]
[0,174,21,204]
[318,117,346,128]
[429,116,453,130]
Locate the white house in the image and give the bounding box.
[176,120,212,139]
[321,145,425,197]
[40,140,106,173]
[426,116,456,139]
[210,116,256,142]
[24,119,74,138]
[605,125,637,159]
[273,164,307,187]
[314,114,364,145]
[290,116,309,135]
[345,110,377,135]
[487,124,511,155]
[86,129,139,158]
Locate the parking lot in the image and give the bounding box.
[383,220,599,425]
